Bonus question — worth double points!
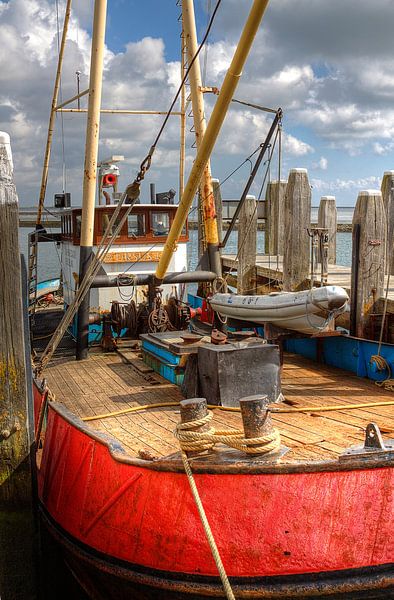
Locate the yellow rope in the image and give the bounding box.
[174,411,281,455]
[370,355,394,392]
[80,398,394,423]
[180,450,236,600]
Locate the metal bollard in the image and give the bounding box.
[239,394,274,454]
[179,398,210,457]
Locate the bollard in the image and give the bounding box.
[180,398,210,457]
[283,168,311,291]
[239,394,273,454]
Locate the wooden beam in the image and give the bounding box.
[237,195,257,295]
[265,179,287,255]
[283,168,311,291]
[350,190,387,338]
[381,171,394,275]
[318,196,337,264]
[0,132,37,598]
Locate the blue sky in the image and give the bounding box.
[1,0,394,207]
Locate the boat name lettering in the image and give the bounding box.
[103,251,163,263]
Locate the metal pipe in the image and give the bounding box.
[76,0,107,361]
[155,0,271,282]
[36,0,72,226]
[182,0,221,276]
[91,270,217,288]
[221,110,281,248]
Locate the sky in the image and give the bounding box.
[1,0,394,208]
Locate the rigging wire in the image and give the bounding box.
[202,0,212,87]
[55,0,67,193]
[134,0,222,184]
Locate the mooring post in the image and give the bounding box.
[318,195,337,264]
[239,394,273,454]
[381,171,394,275]
[350,190,387,338]
[283,168,311,291]
[212,178,223,246]
[0,132,37,598]
[237,194,257,295]
[180,398,210,457]
[264,180,287,256]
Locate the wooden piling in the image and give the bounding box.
[283,168,311,291]
[264,179,287,256]
[318,195,337,264]
[0,132,37,598]
[381,171,394,275]
[237,194,257,295]
[212,178,223,245]
[350,190,387,338]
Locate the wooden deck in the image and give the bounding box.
[44,348,394,466]
[222,254,394,312]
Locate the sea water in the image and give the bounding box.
[19,226,353,282]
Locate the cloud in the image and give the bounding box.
[311,175,381,193]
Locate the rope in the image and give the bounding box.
[37,188,139,372]
[78,398,394,423]
[174,411,281,455]
[370,354,394,392]
[180,449,236,600]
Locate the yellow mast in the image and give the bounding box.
[76,0,107,360]
[182,0,221,276]
[156,0,270,281]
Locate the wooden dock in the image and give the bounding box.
[222,253,394,313]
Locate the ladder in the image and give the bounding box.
[28,231,39,320]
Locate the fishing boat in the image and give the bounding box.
[28,0,394,598]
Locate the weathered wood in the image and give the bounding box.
[0,132,37,598]
[381,171,394,275]
[283,168,311,291]
[237,194,257,294]
[350,190,387,338]
[264,180,287,255]
[318,195,337,264]
[212,178,223,244]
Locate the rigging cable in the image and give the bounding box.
[133,0,222,185]
[55,0,67,193]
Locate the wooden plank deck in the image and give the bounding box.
[222,254,394,312]
[44,349,394,465]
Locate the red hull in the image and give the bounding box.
[34,384,394,597]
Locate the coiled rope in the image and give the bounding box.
[174,410,281,455]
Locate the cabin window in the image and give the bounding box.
[152,212,170,236]
[101,212,123,238]
[75,214,82,238]
[127,214,145,238]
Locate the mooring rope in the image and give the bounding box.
[174,411,281,455]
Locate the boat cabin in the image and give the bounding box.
[59,203,189,312]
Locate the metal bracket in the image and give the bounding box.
[340,423,394,461]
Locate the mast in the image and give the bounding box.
[36,0,72,227]
[76,0,107,360]
[156,0,271,282]
[182,0,221,278]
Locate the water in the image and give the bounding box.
[19,226,352,283]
